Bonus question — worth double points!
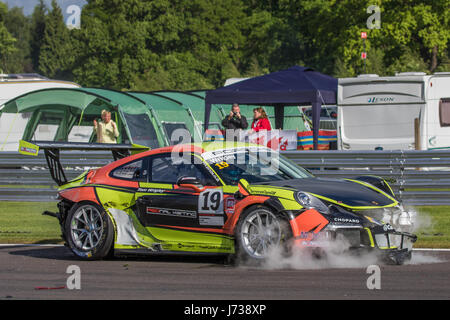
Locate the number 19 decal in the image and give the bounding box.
[198,189,223,214]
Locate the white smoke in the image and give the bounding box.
[235,207,444,270]
[406,252,443,265]
[236,238,444,270]
[259,238,380,270]
[404,206,433,234]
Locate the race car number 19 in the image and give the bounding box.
[198,189,223,214]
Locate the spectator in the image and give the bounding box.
[251,107,271,132]
[93,110,119,143]
[221,103,248,130]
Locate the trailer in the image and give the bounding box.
[337,72,450,150]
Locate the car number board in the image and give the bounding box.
[198,189,224,226]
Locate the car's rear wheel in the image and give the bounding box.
[65,202,114,260]
[235,205,291,264]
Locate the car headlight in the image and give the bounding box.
[295,191,330,214]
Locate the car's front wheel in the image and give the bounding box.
[64,201,114,260]
[235,205,291,264]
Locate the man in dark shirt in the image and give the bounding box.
[222,103,248,130]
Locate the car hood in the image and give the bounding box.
[259,178,397,208]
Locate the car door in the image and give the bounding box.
[134,153,228,245]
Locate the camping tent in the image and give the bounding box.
[204,66,337,149]
[0,87,163,149]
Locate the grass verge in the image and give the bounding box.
[0,202,62,244]
[411,206,450,248]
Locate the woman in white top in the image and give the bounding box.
[93,110,119,143]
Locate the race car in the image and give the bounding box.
[28,141,416,265]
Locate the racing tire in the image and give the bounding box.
[234,205,291,265]
[64,201,114,260]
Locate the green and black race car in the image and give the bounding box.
[24,140,416,264]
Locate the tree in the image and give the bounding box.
[380,0,450,73]
[39,0,75,79]
[3,6,32,73]
[0,2,17,73]
[72,0,158,88]
[29,0,47,73]
[73,0,249,89]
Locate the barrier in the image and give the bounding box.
[0,149,449,205]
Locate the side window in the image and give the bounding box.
[162,122,190,145]
[439,98,450,127]
[150,154,217,185]
[111,158,149,182]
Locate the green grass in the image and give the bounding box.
[0,202,449,248]
[412,206,450,248]
[0,202,62,244]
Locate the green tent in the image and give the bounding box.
[0,87,163,149]
[155,91,225,131]
[128,92,200,144]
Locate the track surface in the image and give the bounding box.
[0,245,449,300]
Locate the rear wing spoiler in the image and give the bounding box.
[19,140,149,186]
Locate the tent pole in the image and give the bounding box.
[312,98,321,150]
[274,104,284,129]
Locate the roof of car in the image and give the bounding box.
[193,141,266,153]
[132,141,268,160]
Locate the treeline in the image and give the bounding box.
[0,0,448,90]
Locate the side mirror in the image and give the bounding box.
[176,176,203,192]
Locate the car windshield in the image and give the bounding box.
[202,147,313,185]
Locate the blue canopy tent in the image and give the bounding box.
[204,66,337,150]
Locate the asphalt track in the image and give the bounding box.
[0,245,449,300]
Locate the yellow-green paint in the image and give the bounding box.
[278,198,303,210]
[18,139,39,156]
[148,226,234,253]
[364,228,375,247]
[138,182,173,189]
[58,171,89,191]
[96,187,135,210]
[248,185,296,200]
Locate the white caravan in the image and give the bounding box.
[0,74,80,151]
[337,72,450,150]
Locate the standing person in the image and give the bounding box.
[251,107,271,132]
[221,103,248,130]
[93,110,119,143]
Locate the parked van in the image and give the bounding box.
[337,72,450,150]
[0,74,80,151]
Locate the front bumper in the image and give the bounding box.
[286,208,417,263]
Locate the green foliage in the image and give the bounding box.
[0,2,17,73]
[2,7,32,73]
[39,0,75,79]
[1,0,449,86]
[29,0,47,73]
